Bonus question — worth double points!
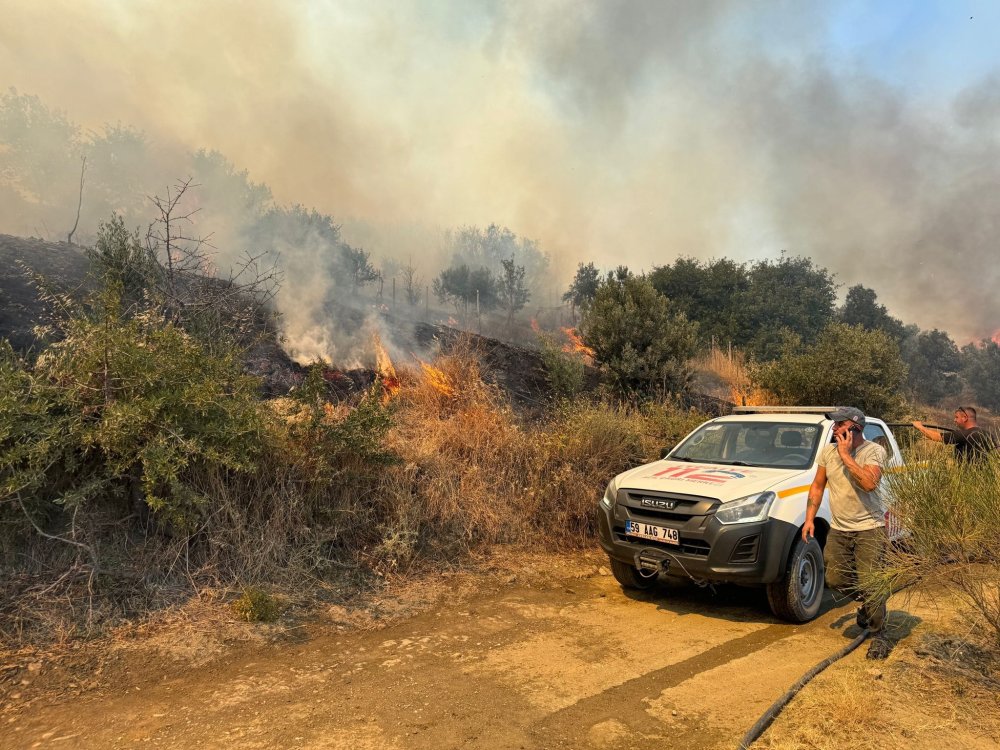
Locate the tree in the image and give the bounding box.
[446,224,549,297]
[740,256,837,361]
[961,340,1000,411]
[0,284,267,541]
[248,204,342,265]
[190,148,273,220]
[498,256,530,329]
[649,257,749,346]
[838,285,905,341]
[432,264,498,322]
[754,323,908,418]
[140,182,279,350]
[84,123,155,228]
[0,88,83,237]
[187,148,273,254]
[87,214,161,310]
[580,275,698,397]
[339,244,379,294]
[902,329,962,405]
[562,262,601,321]
[401,259,423,306]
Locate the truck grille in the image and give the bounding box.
[615,490,717,559]
[620,491,718,522]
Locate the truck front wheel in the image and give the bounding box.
[610,557,658,590]
[766,536,824,622]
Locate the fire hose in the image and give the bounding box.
[885,422,953,433]
[736,628,871,750]
[738,579,916,749]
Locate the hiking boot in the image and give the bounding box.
[857,602,887,631]
[856,607,869,630]
[866,637,892,660]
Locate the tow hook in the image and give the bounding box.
[636,548,671,574]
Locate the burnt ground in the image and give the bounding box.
[242,319,560,407]
[0,235,93,352]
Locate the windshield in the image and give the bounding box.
[670,421,822,470]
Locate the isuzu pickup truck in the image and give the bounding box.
[596,406,904,622]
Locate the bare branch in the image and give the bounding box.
[15,492,100,571]
[67,155,87,245]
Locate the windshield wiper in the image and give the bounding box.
[670,456,751,466]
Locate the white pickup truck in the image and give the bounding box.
[596,406,904,622]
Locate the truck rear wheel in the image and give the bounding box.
[766,535,824,622]
[610,557,658,590]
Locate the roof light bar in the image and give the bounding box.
[732,406,839,415]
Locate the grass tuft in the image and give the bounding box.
[231,587,283,623]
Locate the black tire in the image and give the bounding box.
[766,535,825,622]
[610,557,658,590]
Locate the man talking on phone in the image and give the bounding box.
[802,407,892,659]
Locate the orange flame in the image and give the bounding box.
[419,361,456,397]
[560,327,595,358]
[530,318,541,333]
[372,333,400,400]
[992,330,1000,345]
[730,384,779,407]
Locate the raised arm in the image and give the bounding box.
[912,421,944,443]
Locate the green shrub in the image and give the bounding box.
[231,586,283,623]
[538,337,585,400]
[1,285,266,534]
[580,274,698,397]
[754,322,908,418]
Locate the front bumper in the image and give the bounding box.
[596,488,799,585]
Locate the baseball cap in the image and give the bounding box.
[825,406,866,428]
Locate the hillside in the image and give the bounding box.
[0,235,93,352]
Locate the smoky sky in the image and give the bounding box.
[3,0,1000,341]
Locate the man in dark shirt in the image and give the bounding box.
[913,406,994,462]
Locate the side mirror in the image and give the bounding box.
[660,447,672,460]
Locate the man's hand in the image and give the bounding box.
[835,428,853,458]
[804,466,827,542]
[801,519,815,542]
[912,421,943,443]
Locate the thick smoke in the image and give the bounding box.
[3,1,1000,341]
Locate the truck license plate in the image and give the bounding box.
[625,520,679,545]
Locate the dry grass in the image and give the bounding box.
[374,346,703,569]
[757,584,1000,750]
[691,344,779,406]
[758,663,1000,749]
[758,622,1000,749]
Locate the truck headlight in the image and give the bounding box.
[601,478,619,509]
[715,491,776,525]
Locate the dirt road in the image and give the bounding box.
[2,552,868,749]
